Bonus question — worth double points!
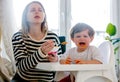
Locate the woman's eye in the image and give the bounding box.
[30,9,35,12]
[39,9,43,12]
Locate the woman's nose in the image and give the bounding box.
[35,10,39,13]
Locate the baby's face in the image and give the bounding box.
[72,30,93,52]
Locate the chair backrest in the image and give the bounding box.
[59,36,66,54]
[98,40,115,64]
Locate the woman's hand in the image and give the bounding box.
[41,40,54,55]
[47,52,58,62]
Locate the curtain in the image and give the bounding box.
[1,0,16,75]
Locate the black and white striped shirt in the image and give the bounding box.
[12,31,62,81]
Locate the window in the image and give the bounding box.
[71,0,110,46]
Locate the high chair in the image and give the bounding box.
[75,40,118,82]
[36,40,118,82]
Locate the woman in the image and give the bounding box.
[11,1,62,82]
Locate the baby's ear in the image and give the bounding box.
[71,38,75,42]
[90,36,94,42]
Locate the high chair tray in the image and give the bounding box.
[36,63,109,71]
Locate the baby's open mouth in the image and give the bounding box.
[79,42,86,46]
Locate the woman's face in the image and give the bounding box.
[72,29,93,52]
[27,3,45,24]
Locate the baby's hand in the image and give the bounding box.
[65,56,72,64]
[60,56,72,64]
[74,59,87,64]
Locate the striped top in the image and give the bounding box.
[12,31,62,81]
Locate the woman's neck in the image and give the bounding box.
[28,24,45,41]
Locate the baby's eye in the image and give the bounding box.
[84,35,88,38]
[76,36,81,38]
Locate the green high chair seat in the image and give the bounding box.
[58,36,66,54]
